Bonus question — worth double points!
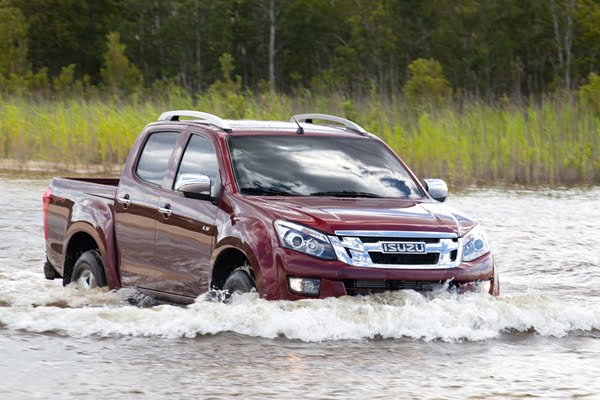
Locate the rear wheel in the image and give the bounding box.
[223,268,256,297]
[71,250,107,289]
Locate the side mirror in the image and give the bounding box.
[423,178,448,202]
[175,173,211,199]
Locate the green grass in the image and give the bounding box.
[0,93,598,186]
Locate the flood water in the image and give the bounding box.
[1,177,599,399]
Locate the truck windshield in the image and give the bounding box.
[228,136,424,199]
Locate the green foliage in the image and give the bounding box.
[53,64,76,98]
[150,77,189,102]
[210,53,246,118]
[403,59,451,108]
[321,46,361,93]
[0,68,50,97]
[27,68,50,96]
[210,53,242,95]
[579,72,600,114]
[13,0,122,78]
[2,0,600,98]
[0,1,28,76]
[341,99,358,122]
[101,32,143,97]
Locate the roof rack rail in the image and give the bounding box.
[291,113,367,135]
[158,110,233,133]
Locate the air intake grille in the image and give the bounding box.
[344,279,454,295]
[368,252,439,265]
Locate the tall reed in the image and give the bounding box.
[0,93,597,186]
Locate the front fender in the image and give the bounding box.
[211,215,279,298]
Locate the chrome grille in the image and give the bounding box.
[329,230,462,269]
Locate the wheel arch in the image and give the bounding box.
[63,228,101,285]
[63,218,119,289]
[210,246,257,290]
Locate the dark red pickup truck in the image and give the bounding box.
[43,111,499,303]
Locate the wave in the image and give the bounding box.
[1,289,599,342]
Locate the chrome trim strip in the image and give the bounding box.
[334,230,457,239]
[345,263,457,270]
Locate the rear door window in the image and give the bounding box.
[136,131,179,186]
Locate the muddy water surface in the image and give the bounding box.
[1,177,599,399]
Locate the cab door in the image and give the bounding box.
[153,132,221,298]
[115,130,180,290]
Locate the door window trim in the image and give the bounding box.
[133,130,181,189]
[172,132,223,198]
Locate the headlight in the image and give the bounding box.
[461,224,490,262]
[274,220,336,260]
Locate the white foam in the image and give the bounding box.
[1,290,598,342]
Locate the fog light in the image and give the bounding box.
[288,277,320,296]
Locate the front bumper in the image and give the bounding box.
[274,248,498,300]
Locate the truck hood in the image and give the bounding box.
[244,196,476,236]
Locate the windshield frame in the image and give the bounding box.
[225,134,427,199]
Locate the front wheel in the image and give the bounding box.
[223,268,256,297]
[71,250,107,289]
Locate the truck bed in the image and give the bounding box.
[50,177,119,207]
[45,177,121,283]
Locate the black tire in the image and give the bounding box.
[71,250,107,289]
[223,269,256,297]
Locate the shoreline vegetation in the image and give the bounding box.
[0,93,598,187]
[1,1,599,187]
[0,158,121,176]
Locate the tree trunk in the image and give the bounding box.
[551,0,564,72]
[564,0,575,90]
[268,0,276,92]
[155,1,164,80]
[195,0,203,95]
[551,0,575,90]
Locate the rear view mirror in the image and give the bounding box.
[175,173,211,199]
[423,178,448,202]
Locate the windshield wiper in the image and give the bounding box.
[240,187,300,196]
[310,190,383,198]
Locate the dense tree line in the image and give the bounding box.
[1,0,600,98]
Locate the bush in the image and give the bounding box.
[209,53,242,95]
[403,58,451,108]
[579,72,600,114]
[53,64,76,98]
[101,32,143,97]
[209,53,246,118]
